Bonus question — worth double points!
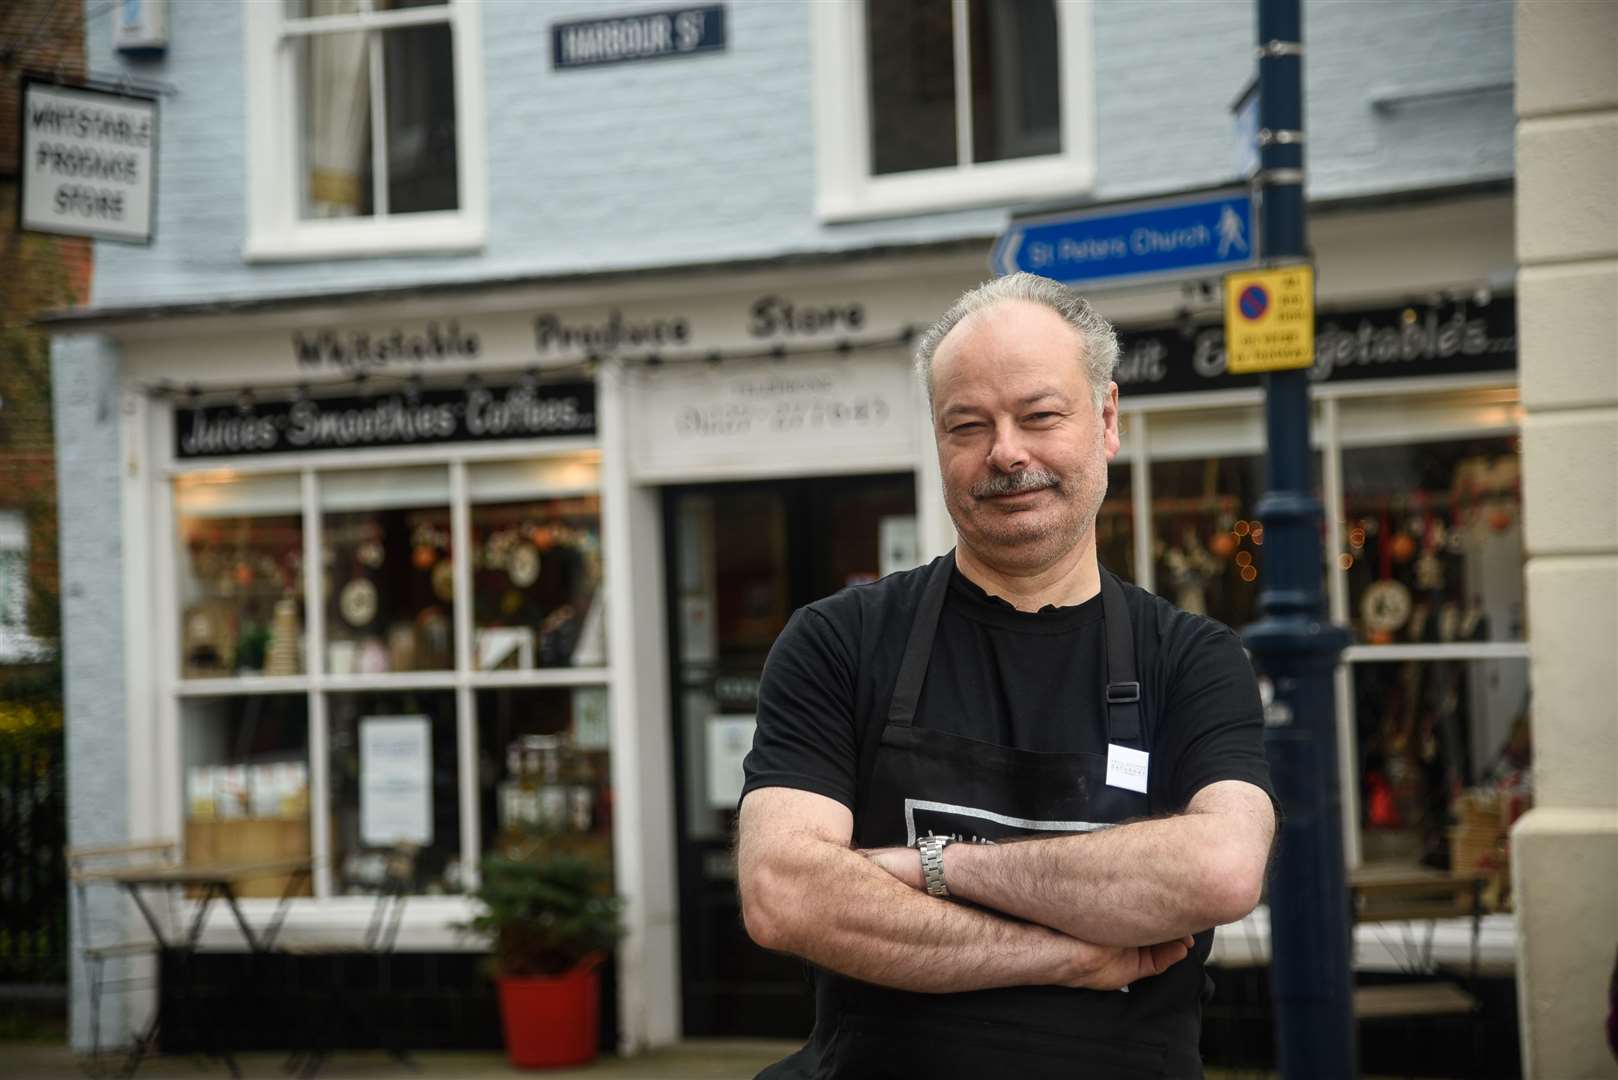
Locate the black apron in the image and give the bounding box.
[765,555,1212,1080]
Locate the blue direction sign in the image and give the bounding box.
[992,188,1257,288]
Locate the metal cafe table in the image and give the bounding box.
[78,856,312,1077]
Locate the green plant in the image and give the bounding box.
[462,850,623,978]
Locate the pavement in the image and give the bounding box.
[0,1041,1351,1079]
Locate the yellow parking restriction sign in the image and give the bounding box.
[1223,264,1315,374]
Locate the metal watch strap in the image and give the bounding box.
[918,834,951,898]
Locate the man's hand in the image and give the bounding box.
[1063,935,1196,991]
[861,846,924,891]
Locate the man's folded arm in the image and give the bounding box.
[737,786,1192,994]
[871,779,1275,947]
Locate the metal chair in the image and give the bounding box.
[280,844,418,1078]
[65,841,180,1077]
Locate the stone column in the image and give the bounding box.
[1511,3,1618,1078]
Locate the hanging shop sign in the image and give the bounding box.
[19,77,158,244]
[552,5,726,70]
[175,381,597,460]
[1113,296,1516,398]
[1223,263,1315,374]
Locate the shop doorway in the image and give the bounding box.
[663,473,918,1037]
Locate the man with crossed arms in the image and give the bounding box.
[738,273,1276,1079]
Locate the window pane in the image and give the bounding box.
[1099,463,1135,583]
[471,494,604,671]
[182,695,312,898]
[866,0,957,175]
[328,691,462,894]
[175,474,306,679]
[383,24,459,214]
[1149,454,1324,631]
[299,30,373,219]
[1353,657,1530,895]
[477,686,612,866]
[320,467,454,674]
[968,0,1060,164]
[1339,436,1524,646]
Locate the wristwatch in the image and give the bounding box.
[918,834,952,898]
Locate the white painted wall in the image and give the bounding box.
[82,0,1514,309]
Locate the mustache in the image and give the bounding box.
[972,468,1061,498]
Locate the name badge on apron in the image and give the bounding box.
[1105,743,1149,794]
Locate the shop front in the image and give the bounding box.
[67,190,1525,1048]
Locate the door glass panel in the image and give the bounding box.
[175,473,305,680]
[1339,435,1524,645]
[470,493,605,670]
[1149,453,1323,631]
[1099,463,1135,583]
[1352,656,1530,900]
[327,690,461,895]
[477,686,612,865]
[319,467,454,674]
[181,694,312,898]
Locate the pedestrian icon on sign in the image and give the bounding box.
[1217,204,1249,257]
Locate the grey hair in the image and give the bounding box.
[913,272,1119,413]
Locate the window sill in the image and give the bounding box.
[818,155,1097,224]
[244,213,486,263]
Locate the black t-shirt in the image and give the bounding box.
[742,558,1274,816]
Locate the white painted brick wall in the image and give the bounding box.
[83,0,1515,310]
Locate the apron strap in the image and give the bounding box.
[1099,568,1143,746]
[885,554,953,730]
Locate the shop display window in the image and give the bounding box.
[1352,657,1531,905]
[327,690,462,895]
[475,686,612,864]
[176,473,306,680]
[181,694,312,897]
[320,467,455,674]
[470,496,604,670]
[1339,436,1524,646]
[1099,463,1134,583]
[1148,454,1322,632]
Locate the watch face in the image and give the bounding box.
[339,577,378,628]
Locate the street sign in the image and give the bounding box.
[991,188,1255,288]
[1223,264,1315,374]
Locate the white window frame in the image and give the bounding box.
[243,0,488,262]
[810,0,1097,222]
[163,441,608,902]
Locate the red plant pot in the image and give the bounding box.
[496,958,602,1069]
